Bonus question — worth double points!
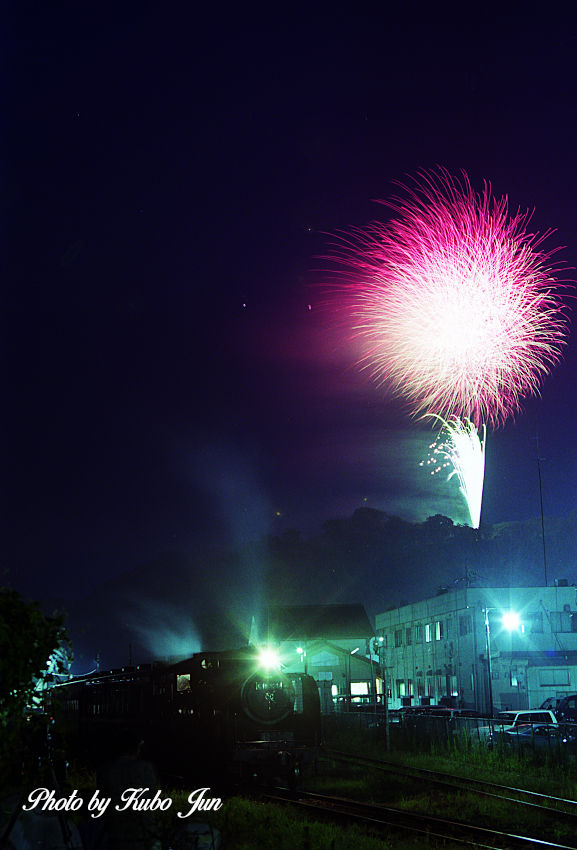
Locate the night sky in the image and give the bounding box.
[5,6,577,607]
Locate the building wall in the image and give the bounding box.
[375,586,577,712]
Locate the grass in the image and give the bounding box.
[26,767,472,849]
[191,796,421,850]
[309,723,577,847]
[322,720,577,798]
[9,722,577,850]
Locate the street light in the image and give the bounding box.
[501,611,521,632]
[296,645,307,674]
[483,608,521,717]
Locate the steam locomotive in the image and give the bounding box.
[52,647,321,787]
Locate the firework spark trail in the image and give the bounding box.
[330,168,568,429]
[422,417,486,529]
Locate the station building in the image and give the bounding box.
[375,583,577,713]
[251,604,380,712]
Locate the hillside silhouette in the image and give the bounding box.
[62,508,577,671]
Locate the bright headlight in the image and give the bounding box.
[258,647,280,671]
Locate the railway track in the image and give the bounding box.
[324,748,577,819]
[265,786,577,850]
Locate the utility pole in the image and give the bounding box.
[374,636,390,751]
[536,433,548,587]
[483,608,494,718]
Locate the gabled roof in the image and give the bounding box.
[263,604,373,641]
[304,639,377,668]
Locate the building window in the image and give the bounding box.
[416,675,425,697]
[407,678,414,696]
[351,682,369,696]
[445,618,452,639]
[394,629,403,648]
[435,620,444,640]
[177,674,191,693]
[415,625,423,644]
[538,668,570,687]
[550,612,572,633]
[396,679,406,698]
[459,614,472,636]
[425,624,432,643]
[405,627,412,646]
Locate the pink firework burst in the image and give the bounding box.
[329,169,569,427]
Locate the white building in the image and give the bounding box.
[375,583,577,713]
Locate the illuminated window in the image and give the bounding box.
[350,682,368,696]
[396,679,406,698]
[425,624,432,642]
[177,674,191,693]
[435,621,444,640]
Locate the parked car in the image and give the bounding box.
[476,709,558,744]
[502,722,577,754]
[539,696,561,712]
[554,695,577,723]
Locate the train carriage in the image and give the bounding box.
[53,647,321,787]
